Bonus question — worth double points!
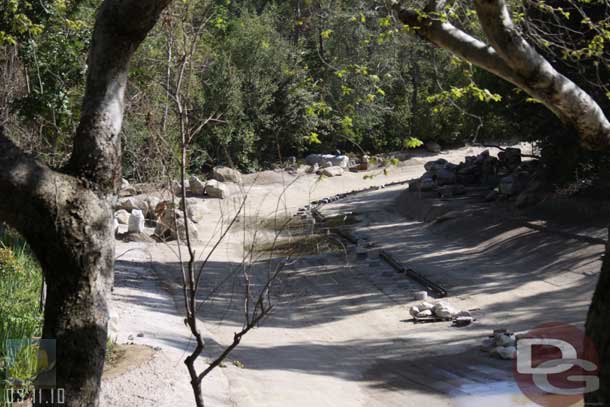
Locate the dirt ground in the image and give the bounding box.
[101,144,606,407]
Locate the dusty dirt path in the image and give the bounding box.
[103,144,605,407]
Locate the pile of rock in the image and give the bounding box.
[409,300,473,324]
[480,329,517,360]
[304,153,349,177]
[409,148,540,204]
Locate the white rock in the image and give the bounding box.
[415,301,435,311]
[409,306,420,317]
[496,346,517,360]
[128,209,146,234]
[305,154,350,168]
[433,301,458,319]
[321,166,344,177]
[114,209,130,225]
[416,310,433,318]
[190,175,206,196]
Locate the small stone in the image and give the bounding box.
[137,333,144,338]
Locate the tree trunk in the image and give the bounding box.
[0,1,172,405]
[585,238,610,405]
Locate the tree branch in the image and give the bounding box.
[395,0,610,149]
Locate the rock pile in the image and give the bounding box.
[409,300,473,324]
[409,148,540,203]
[480,329,517,360]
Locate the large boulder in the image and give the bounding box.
[128,209,146,234]
[211,166,242,184]
[205,179,230,199]
[305,154,349,169]
[321,166,344,177]
[190,175,206,196]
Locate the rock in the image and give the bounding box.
[286,156,297,166]
[498,148,521,170]
[190,175,206,196]
[175,218,199,241]
[211,166,242,184]
[144,196,161,220]
[424,159,448,172]
[480,338,495,353]
[435,168,457,185]
[495,345,517,360]
[322,161,333,168]
[119,178,137,197]
[321,166,344,177]
[409,306,421,317]
[128,209,146,234]
[154,205,197,241]
[437,184,465,198]
[113,218,119,236]
[115,209,130,225]
[416,310,433,318]
[305,154,350,168]
[433,301,458,319]
[205,179,230,199]
[180,198,211,223]
[415,301,435,311]
[116,197,148,213]
[452,316,474,327]
[306,163,320,174]
[496,333,516,347]
[425,141,442,153]
[154,205,179,240]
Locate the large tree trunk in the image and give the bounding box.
[395,0,610,401]
[585,239,610,405]
[0,1,171,406]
